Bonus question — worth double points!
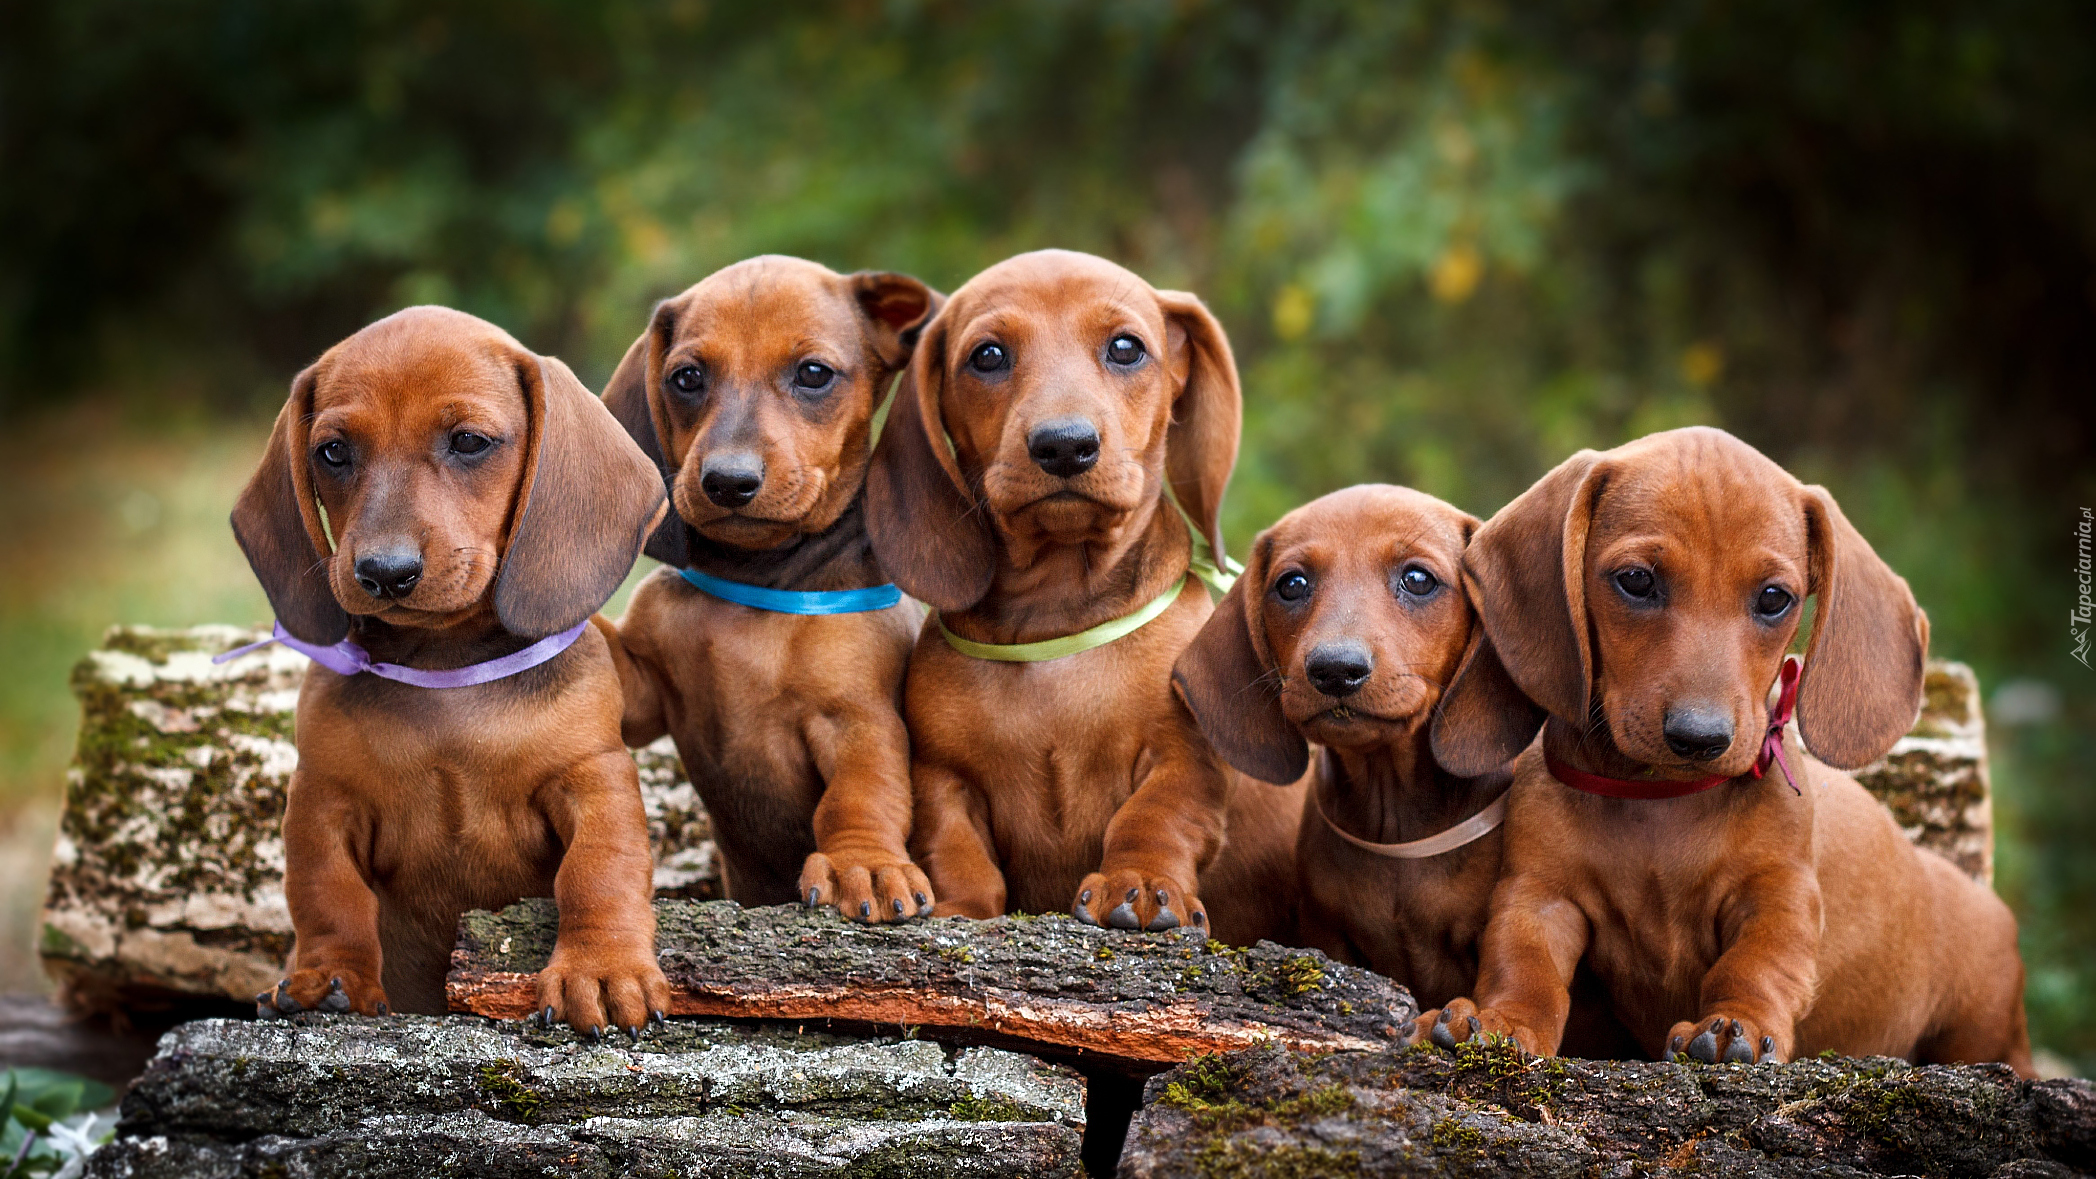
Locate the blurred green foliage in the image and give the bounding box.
[2,0,2090,1066]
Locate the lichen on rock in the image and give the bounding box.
[1119,1039,2095,1177]
[87,1014,1086,1178]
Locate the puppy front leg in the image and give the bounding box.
[1076,746,1225,934]
[537,750,671,1039]
[910,760,1006,918]
[598,615,669,748]
[1415,876,1590,1056]
[1668,867,1822,1064]
[274,770,390,1017]
[799,710,934,923]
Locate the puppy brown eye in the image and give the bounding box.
[969,343,1008,373]
[1614,568,1656,599]
[1105,335,1145,366]
[315,440,351,468]
[1274,571,1312,602]
[795,361,835,390]
[1398,566,1438,596]
[668,364,705,396]
[1755,586,1794,617]
[449,431,491,456]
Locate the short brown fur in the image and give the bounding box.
[864,249,1301,942]
[229,306,670,1033]
[603,256,941,918]
[1418,427,2032,1074]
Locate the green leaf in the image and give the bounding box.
[4,1070,113,1120]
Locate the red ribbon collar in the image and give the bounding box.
[1544,655,1803,801]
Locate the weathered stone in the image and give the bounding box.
[1853,660,1994,881]
[87,1014,1084,1178]
[1118,1039,2096,1178]
[40,625,720,1015]
[449,899,1417,1072]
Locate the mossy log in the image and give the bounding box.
[40,625,718,1014]
[86,1014,1086,1178]
[448,899,1417,1073]
[1118,1039,2096,1178]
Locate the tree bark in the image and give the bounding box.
[448,899,1418,1073]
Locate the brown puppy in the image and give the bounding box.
[1419,426,2033,1073]
[864,249,1301,943]
[230,306,671,1034]
[1176,484,1505,1000]
[604,256,940,917]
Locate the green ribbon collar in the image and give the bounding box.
[936,503,1242,663]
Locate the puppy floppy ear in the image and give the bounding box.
[1155,290,1242,558]
[851,271,943,370]
[1463,450,1607,726]
[230,365,350,644]
[1173,535,1307,784]
[864,312,997,612]
[1796,485,1928,768]
[601,301,694,568]
[495,353,667,638]
[1432,614,1550,777]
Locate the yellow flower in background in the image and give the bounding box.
[1272,283,1315,341]
[1429,242,1483,304]
[1681,341,1725,387]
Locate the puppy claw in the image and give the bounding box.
[1106,902,1142,930]
[1146,906,1180,932]
[626,1025,642,1045]
[859,900,873,921]
[375,1001,389,1017]
[1687,1029,1720,1063]
[255,991,278,1021]
[541,1005,555,1029]
[806,888,820,908]
[273,981,302,1016]
[1467,1016,1482,1040]
[1430,1009,1458,1051]
[1072,898,1100,926]
[319,977,351,1014]
[1667,1035,1685,1060]
[651,1010,667,1028]
[892,898,906,918]
[1757,1036,1780,1065]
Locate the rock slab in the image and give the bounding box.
[1118,1039,2096,1178]
[86,1014,1085,1178]
[449,899,1418,1073]
[40,625,719,1014]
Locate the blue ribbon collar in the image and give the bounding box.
[677,567,903,615]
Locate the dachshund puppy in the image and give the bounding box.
[1174,485,1509,1003]
[228,306,671,1035]
[603,257,940,918]
[864,249,1302,944]
[1174,485,1639,1056]
[1419,426,2033,1074]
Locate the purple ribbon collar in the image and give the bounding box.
[212,619,589,689]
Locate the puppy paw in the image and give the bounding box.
[255,968,388,1019]
[799,850,935,923]
[1666,1014,1783,1064]
[535,943,672,1041]
[1072,869,1204,933]
[1407,998,1539,1055]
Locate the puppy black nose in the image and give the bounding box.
[1663,707,1734,761]
[1027,418,1100,478]
[700,454,764,508]
[1305,640,1374,698]
[353,550,422,600]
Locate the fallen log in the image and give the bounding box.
[87,1014,1086,1179]
[1118,1038,2096,1178]
[447,899,1418,1073]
